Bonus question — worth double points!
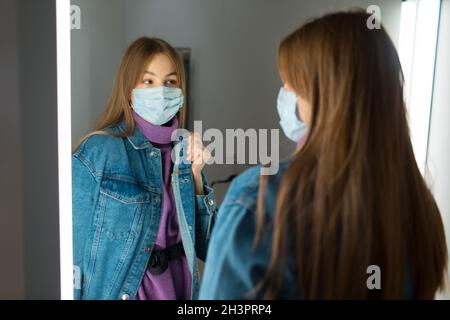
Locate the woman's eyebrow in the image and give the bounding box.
[144,71,177,77]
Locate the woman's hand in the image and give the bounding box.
[186,132,211,195]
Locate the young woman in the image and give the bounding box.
[200,11,448,299]
[72,37,218,300]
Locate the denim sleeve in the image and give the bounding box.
[199,163,298,300]
[194,171,218,261]
[198,166,274,299]
[72,154,98,300]
[198,199,272,300]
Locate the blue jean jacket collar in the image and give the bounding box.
[117,119,152,150]
[117,119,192,173]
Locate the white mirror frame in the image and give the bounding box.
[56,0,73,300]
[399,0,441,173]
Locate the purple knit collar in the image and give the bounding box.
[132,112,179,145]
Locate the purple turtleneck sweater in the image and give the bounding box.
[133,112,191,300]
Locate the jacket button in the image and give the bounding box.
[208,199,215,206]
[155,196,161,203]
[121,293,130,300]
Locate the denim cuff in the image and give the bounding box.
[195,185,218,239]
[195,185,217,213]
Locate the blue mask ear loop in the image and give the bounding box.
[128,92,133,110]
[297,93,310,150]
[290,90,304,123]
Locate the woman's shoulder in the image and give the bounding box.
[222,160,290,213]
[201,160,297,299]
[215,160,290,250]
[72,127,125,169]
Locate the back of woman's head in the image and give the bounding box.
[259,10,447,299]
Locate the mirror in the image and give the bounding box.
[66,0,448,300]
[70,0,402,201]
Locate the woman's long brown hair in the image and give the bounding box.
[256,10,447,299]
[73,37,186,152]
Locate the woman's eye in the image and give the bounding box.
[143,79,153,85]
[165,80,177,86]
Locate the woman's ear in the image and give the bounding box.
[284,82,294,91]
[297,94,312,125]
[128,92,133,109]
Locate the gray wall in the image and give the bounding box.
[0,0,60,299]
[71,0,126,145]
[71,0,402,201]
[0,0,25,300]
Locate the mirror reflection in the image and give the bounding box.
[70,0,449,301]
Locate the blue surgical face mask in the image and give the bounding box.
[276,87,308,142]
[132,86,184,126]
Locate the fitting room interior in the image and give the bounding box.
[0,0,449,299]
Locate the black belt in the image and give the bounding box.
[148,242,185,275]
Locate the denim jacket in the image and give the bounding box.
[72,121,218,300]
[199,161,297,299]
[199,161,415,299]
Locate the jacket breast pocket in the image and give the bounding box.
[95,177,152,240]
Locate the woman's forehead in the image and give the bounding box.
[144,54,176,76]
